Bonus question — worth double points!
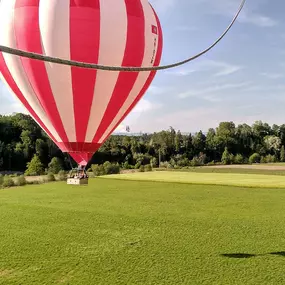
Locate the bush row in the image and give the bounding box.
[0,170,68,189]
[91,161,121,176]
[0,174,27,188]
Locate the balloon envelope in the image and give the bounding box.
[0,0,163,165]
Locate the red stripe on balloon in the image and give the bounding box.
[70,0,100,146]
[91,0,146,143]
[68,152,94,166]
[57,142,101,153]
[0,52,58,146]
[99,6,163,146]
[13,0,70,148]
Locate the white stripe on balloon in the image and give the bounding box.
[85,0,128,143]
[0,0,61,142]
[39,0,76,142]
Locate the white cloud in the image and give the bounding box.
[165,59,243,77]
[0,100,25,115]
[153,103,285,133]
[213,63,243,77]
[114,124,129,134]
[132,98,162,113]
[165,68,196,76]
[200,0,277,28]
[147,85,165,95]
[149,0,175,14]
[178,82,251,99]
[174,26,199,32]
[117,98,163,132]
[203,60,244,77]
[238,12,277,27]
[0,80,26,115]
[242,84,285,93]
[155,107,218,131]
[260,72,284,80]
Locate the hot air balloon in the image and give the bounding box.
[0,0,163,171]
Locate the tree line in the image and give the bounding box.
[1,113,285,173]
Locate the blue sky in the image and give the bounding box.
[1,0,285,133]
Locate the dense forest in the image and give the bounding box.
[1,113,285,173]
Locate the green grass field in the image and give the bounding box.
[1,172,285,284]
[157,166,285,176]
[103,170,285,188]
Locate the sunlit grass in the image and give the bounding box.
[156,167,285,176]
[103,171,285,188]
[1,179,285,284]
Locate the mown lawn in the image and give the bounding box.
[104,171,285,188]
[156,166,285,176]
[1,178,285,284]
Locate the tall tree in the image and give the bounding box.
[215,121,236,152]
[192,131,206,156]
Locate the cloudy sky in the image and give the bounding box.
[1,0,284,133]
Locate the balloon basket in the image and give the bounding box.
[67,177,88,185]
[67,167,89,186]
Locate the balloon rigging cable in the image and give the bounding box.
[0,0,246,72]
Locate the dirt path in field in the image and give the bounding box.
[24,176,47,182]
[206,164,285,170]
[120,169,139,174]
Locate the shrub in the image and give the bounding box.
[15,175,27,186]
[150,157,158,168]
[122,161,132,169]
[260,156,266,164]
[29,180,43,185]
[145,164,152,172]
[3,176,15,188]
[168,154,191,168]
[177,157,190,168]
[139,165,145,172]
[221,147,233,165]
[234,154,244,164]
[91,162,120,176]
[0,174,3,186]
[280,145,285,162]
[103,161,120,174]
[265,154,277,163]
[243,157,249,164]
[133,153,152,166]
[48,157,63,174]
[190,157,201,167]
[134,162,141,169]
[160,161,171,168]
[58,170,67,181]
[25,155,44,176]
[87,172,95,178]
[46,173,56,182]
[249,153,261,164]
[197,152,207,166]
[91,164,106,176]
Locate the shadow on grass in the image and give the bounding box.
[221,253,256,259]
[269,251,285,257]
[221,251,285,259]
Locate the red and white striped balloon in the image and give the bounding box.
[0,0,163,165]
